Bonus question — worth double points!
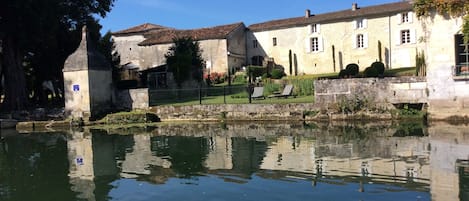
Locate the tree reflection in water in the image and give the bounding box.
[1,121,469,201]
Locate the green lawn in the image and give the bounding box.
[151,67,416,106]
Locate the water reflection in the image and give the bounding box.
[1,122,469,200]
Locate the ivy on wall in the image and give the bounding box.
[413,0,469,42]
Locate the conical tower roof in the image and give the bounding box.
[64,26,110,72]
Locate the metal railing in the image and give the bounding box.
[149,85,251,106]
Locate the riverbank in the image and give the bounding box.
[15,103,429,132]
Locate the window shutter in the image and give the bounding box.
[363,19,368,29]
[317,24,321,34]
[397,13,402,24]
[410,29,417,44]
[353,20,357,29]
[408,12,413,23]
[307,25,312,34]
[395,32,401,46]
[305,38,311,53]
[318,37,324,52]
[364,33,369,48]
[352,35,357,49]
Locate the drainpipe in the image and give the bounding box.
[388,15,392,69]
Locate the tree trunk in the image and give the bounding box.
[2,36,28,111]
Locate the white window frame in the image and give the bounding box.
[402,12,409,23]
[357,34,364,48]
[312,24,320,33]
[311,37,319,52]
[354,19,367,29]
[398,12,414,24]
[401,30,411,44]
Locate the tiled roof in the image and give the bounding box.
[248,1,413,32]
[112,23,171,36]
[139,22,245,46]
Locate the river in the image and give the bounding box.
[0,121,467,201]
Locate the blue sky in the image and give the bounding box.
[99,0,401,34]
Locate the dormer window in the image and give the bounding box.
[402,12,409,23]
[354,19,367,29]
[312,24,320,33]
[398,12,413,24]
[357,19,364,29]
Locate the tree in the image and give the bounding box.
[414,0,469,42]
[165,37,205,88]
[0,0,114,111]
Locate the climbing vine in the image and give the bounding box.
[413,0,469,42]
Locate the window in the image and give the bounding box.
[311,37,319,52]
[401,12,409,23]
[312,24,318,33]
[401,30,411,44]
[356,19,364,29]
[354,19,367,29]
[455,34,469,76]
[273,37,277,46]
[357,34,364,48]
[399,12,413,24]
[253,40,258,48]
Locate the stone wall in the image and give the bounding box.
[150,103,317,121]
[314,77,427,109]
[115,88,149,110]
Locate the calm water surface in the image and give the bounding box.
[0,122,468,201]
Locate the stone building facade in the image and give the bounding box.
[110,1,469,118]
[247,1,423,75]
[112,22,246,74]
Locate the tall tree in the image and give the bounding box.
[414,0,469,42]
[165,37,205,88]
[0,0,114,111]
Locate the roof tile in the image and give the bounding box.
[139,22,244,46]
[248,1,413,32]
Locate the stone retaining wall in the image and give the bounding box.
[150,103,318,121]
[314,77,427,109]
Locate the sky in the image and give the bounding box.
[99,0,401,34]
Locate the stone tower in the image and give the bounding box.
[63,26,113,120]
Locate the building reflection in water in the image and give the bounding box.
[63,122,469,201]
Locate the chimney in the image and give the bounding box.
[305,9,311,18]
[352,3,358,11]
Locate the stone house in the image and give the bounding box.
[112,22,246,88]
[247,1,423,75]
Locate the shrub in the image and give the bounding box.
[339,69,350,78]
[232,73,247,84]
[246,66,266,78]
[208,72,226,84]
[364,66,379,77]
[271,69,286,79]
[345,63,359,76]
[371,61,385,75]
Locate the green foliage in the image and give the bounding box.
[371,61,385,75]
[246,66,266,78]
[364,66,379,77]
[415,50,427,76]
[339,69,350,78]
[414,0,469,42]
[271,69,286,79]
[346,63,360,76]
[0,0,115,111]
[165,37,205,87]
[336,96,370,114]
[263,79,282,94]
[233,73,247,84]
[288,78,314,96]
